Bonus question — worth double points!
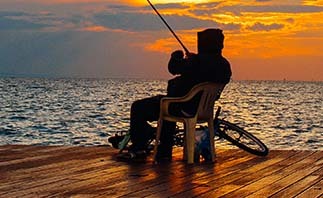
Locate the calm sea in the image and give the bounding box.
[0,78,322,150]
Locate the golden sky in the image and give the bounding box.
[142,0,323,81]
[0,0,322,81]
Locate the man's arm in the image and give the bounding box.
[168,50,197,75]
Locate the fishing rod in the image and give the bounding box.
[147,0,190,55]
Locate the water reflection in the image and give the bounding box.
[0,78,322,150]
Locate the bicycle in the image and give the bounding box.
[108,107,269,157]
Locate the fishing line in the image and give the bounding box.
[147,0,190,54]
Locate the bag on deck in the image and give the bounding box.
[194,127,211,162]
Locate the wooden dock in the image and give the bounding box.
[0,145,322,198]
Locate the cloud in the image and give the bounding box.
[93,12,219,31]
[145,3,190,10]
[106,4,142,12]
[0,12,50,30]
[285,18,294,23]
[190,3,323,17]
[0,30,169,79]
[0,31,85,74]
[0,11,28,17]
[0,1,322,81]
[220,23,241,31]
[82,25,108,32]
[0,3,241,33]
[195,2,223,8]
[246,22,284,31]
[97,3,242,32]
[0,11,77,31]
[1,4,223,33]
[220,5,323,14]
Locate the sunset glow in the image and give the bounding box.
[0,0,322,81]
[143,1,323,81]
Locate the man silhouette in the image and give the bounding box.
[117,28,232,162]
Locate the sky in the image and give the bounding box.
[0,0,322,81]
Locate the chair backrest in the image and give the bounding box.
[193,82,225,121]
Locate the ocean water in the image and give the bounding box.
[0,78,322,150]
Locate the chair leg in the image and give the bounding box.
[185,119,197,164]
[183,124,187,161]
[153,119,163,164]
[208,119,216,162]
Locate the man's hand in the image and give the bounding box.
[185,52,197,58]
[171,50,184,59]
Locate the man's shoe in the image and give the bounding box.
[108,135,125,149]
[156,146,172,162]
[156,155,172,163]
[116,150,147,162]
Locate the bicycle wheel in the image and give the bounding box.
[216,119,269,156]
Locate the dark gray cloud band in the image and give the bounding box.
[246,22,284,31]
[192,4,323,17]
[93,12,219,31]
[0,11,50,30]
[222,5,323,14]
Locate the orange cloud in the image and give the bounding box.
[82,25,107,32]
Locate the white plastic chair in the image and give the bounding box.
[153,82,225,164]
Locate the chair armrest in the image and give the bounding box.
[160,90,202,116]
[161,84,206,106]
[160,97,182,117]
[160,82,225,117]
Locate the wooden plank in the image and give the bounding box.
[247,155,323,197]
[110,150,255,198]
[0,147,284,198]
[197,150,313,197]
[0,146,321,198]
[0,160,122,196]
[0,146,115,195]
[182,150,301,197]
[0,147,113,189]
[49,148,210,197]
[0,153,115,190]
[270,166,323,198]
[123,150,296,198]
[34,150,189,197]
[1,146,170,197]
[0,145,70,162]
[18,149,244,197]
[295,179,323,198]
[0,146,91,169]
[97,148,260,196]
[214,151,322,198]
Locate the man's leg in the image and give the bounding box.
[157,120,176,160]
[130,95,163,151]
